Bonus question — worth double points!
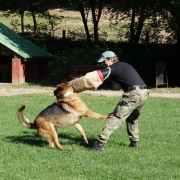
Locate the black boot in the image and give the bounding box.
[129,141,139,148]
[91,141,105,151]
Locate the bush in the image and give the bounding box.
[45,40,180,87]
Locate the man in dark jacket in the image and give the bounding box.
[68,51,149,151]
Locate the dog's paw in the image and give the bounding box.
[101,115,108,119]
[83,139,88,144]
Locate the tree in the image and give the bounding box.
[0,0,60,36]
[160,0,180,44]
[29,0,38,35]
[108,0,164,44]
[69,0,105,43]
[0,0,26,33]
[90,0,103,42]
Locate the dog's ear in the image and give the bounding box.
[58,81,68,84]
[59,83,67,86]
[57,84,63,89]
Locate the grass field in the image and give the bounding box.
[0,93,180,180]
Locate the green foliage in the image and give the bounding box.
[0,4,180,87]
[68,27,109,42]
[1,0,180,44]
[47,41,180,87]
[1,93,180,179]
[48,42,115,84]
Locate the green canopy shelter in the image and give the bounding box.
[0,23,53,84]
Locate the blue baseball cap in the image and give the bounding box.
[97,51,116,62]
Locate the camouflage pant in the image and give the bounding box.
[97,89,149,144]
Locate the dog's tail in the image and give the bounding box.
[18,105,37,129]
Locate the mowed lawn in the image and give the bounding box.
[0,93,179,180]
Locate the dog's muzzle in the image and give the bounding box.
[53,89,58,96]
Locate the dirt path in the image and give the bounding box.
[0,85,54,96]
[0,84,180,98]
[83,90,180,98]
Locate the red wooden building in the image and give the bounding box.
[0,23,53,85]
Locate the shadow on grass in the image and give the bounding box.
[6,131,45,147]
[5,131,97,149]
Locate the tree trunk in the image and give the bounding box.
[20,0,25,34]
[29,0,38,36]
[78,3,92,44]
[90,0,103,43]
[130,3,135,44]
[20,11,24,34]
[80,11,92,43]
[177,21,180,45]
[134,6,146,44]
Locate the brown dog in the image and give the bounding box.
[17,83,108,150]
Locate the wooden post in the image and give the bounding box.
[12,58,25,85]
[62,30,66,39]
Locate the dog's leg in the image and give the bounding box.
[38,130,55,148]
[48,124,72,150]
[83,110,108,119]
[36,119,71,151]
[73,122,88,144]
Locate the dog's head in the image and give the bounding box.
[54,83,73,100]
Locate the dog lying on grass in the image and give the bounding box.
[17,83,108,150]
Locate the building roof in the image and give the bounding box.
[0,23,53,59]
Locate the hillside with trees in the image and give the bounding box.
[0,0,180,87]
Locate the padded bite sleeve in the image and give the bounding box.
[68,71,103,93]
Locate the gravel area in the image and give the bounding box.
[83,90,180,98]
[0,84,180,98]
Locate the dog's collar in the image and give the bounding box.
[59,91,73,99]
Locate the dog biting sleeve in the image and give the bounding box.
[68,71,103,93]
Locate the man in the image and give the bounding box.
[68,51,149,151]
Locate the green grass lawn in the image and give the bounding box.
[0,93,180,180]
